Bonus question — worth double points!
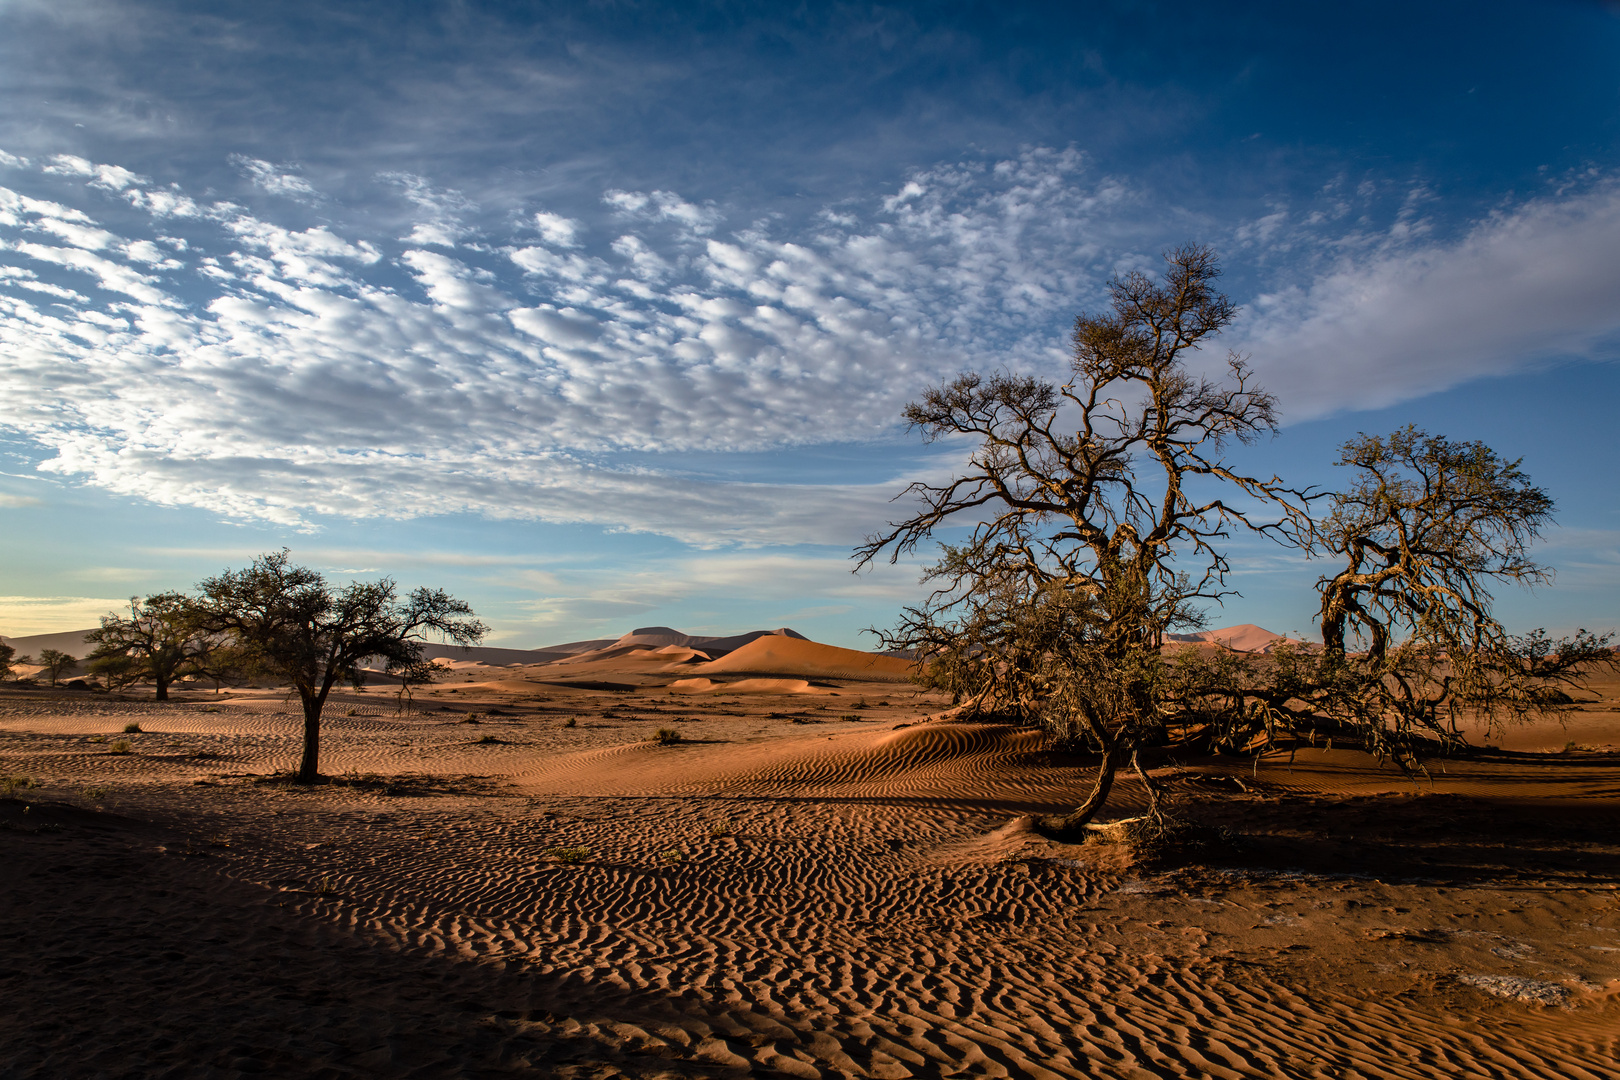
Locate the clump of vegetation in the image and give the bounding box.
[839,714,861,722]
[659,848,684,864]
[82,786,108,801]
[475,734,501,744]
[545,846,592,864]
[2,775,38,798]
[87,735,108,744]
[122,722,142,734]
[649,727,682,744]
[562,716,577,728]
[707,820,733,838]
[108,740,134,755]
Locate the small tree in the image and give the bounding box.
[198,550,486,783]
[0,642,14,682]
[857,245,1309,838]
[86,593,214,701]
[37,648,77,687]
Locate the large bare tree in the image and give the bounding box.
[198,551,487,783]
[858,245,1309,838]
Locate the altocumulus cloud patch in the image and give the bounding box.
[2,148,1619,544]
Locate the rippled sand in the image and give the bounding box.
[2,668,1618,1079]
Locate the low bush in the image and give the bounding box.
[544,846,591,864]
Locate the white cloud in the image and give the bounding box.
[229,154,321,201]
[0,149,1615,548]
[533,211,582,248]
[1234,180,1620,419]
[381,172,476,246]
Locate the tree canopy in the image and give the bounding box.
[198,550,486,783]
[87,593,214,701]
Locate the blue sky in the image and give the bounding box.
[0,0,1616,647]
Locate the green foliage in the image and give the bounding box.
[0,641,14,681]
[122,722,142,734]
[108,740,133,755]
[1,775,37,797]
[544,846,591,864]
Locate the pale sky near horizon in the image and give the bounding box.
[0,0,1617,648]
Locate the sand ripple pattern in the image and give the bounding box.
[201,795,1617,1080]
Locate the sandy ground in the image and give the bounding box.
[2,651,1619,1079]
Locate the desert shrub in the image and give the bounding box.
[707,820,732,838]
[650,727,682,744]
[562,717,577,728]
[476,734,500,744]
[544,846,591,864]
[659,849,684,863]
[839,714,860,722]
[123,722,142,734]
[2,775,37,797]
[108,740,133,755]
[82,786,108,801]
[87,735,107,744]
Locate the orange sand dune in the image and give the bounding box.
[692,633,916,681]
[544,642,712,667]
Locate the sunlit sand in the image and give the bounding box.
[2,627,1617,1077]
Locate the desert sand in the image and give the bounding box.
[1,628,1618,1079]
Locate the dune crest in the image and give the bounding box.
[692,634,916,681]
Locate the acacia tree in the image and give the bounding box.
[198,550,486,783]
[0,642,15,682]
[37,648,77,687]
[1301,427,1613,757]
[86,593,214,701]
[857,245,1309,838]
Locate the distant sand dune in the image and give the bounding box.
[692,634,916,681]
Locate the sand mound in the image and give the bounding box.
[692,635,916,681]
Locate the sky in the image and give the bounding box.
[0,0,1617,648]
